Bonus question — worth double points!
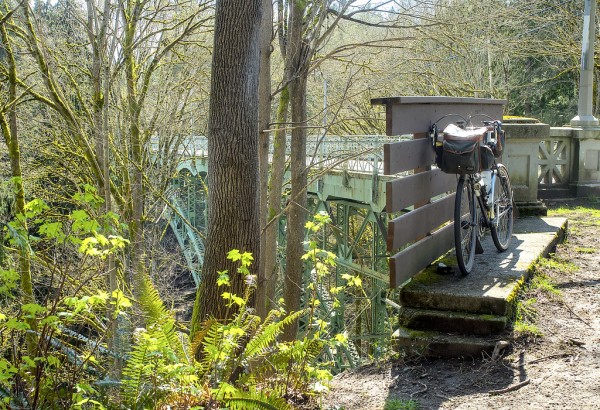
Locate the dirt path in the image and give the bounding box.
[321,200,600,410]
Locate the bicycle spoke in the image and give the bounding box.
[454,177,477,275]
[490,165,514,251]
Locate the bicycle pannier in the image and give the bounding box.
[440,137,480,174]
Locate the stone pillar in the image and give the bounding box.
[571,127,600,197]
[565,0,600,197]
[571,0,599,127]
[503,119,548,215]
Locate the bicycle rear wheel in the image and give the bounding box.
[490,164,514,251]
[454,176,477,276]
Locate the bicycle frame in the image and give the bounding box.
[432,115,514,276]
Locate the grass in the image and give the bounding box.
[534,254,578,275]
[549,205,600,226]
[575,247,596,254]
[513,259,564,337]
[383,398,420,410]
[513,320,543,336]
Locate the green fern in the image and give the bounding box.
[137,277,183,358]
[122,278,196,408]
[243,309,307,359]
[121,336,154,408]
[225,392,293,410]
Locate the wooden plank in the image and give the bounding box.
[371,96,506,136]
[384,138,436,175]
[386,168,456,213]
[387,193,455,252]
[389,223,454,288]
[372,96,507,105]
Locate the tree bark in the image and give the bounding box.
[191,0,262,328]
[0,17,37,355]
[282,0,308,342]
[256,0,273,319]
[263,86,290,315]
[122,0,148,304]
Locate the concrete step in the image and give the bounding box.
[393,327,502,358]
[395,216,568,358]
[538,187,575,199]
[398,307,508,336]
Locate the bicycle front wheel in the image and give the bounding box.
[454,176,477,276]
[490,164,514,251]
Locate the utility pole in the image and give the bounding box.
[571,0,599,127]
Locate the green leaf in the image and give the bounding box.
[70,210,100,233]
[217,271,230,287]
[22,303,46,316]
[212,382,238,400]
[21,356,36,369]
[41,315,60,327]
[39,222,64,240]
[227,249,242,262]
[24,198,49,218]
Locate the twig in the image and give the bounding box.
[410,381,428,398]
[562,301,593,328]
[527,353,571,365]
[512,353,571,369]
[489,379,530,396]
[568,338,585,347]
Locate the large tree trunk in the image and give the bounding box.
[191,0,262,328]
[256,0,273,319]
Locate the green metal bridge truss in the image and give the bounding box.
[167,136,399,370]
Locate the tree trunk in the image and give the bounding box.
[0,20,37,355]
[263,87,290,315]
[86,0,122,376]
[191,0,262,329]
[122,1,147,304]
[256,0,273,319]
[282,0,308,342]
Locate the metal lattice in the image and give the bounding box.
[168,136,394,369]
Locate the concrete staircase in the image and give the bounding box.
[393,217,568,357]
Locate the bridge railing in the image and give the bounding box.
[305,134,403,174]
[173,134,409,174]
[166,129,587,196]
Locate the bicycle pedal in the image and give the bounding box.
[475,236,484,254]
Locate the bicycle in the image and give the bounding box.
[430,115,514,276]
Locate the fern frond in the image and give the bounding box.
[138,277,184,357]
[192,319,224,375]
[121,339,152,406]
[224,391,293,410]
[244,309,306,359]
[138,277,167,325]
[191,318,218,356]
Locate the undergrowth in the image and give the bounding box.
[0,203,356,409]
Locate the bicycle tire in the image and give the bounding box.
[454,176,477,276]
[490,164,514,251]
